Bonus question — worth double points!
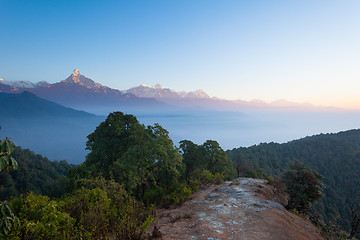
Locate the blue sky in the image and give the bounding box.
[1,0,360,108]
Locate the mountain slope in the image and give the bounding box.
[0,92,104,163]
[0,146,72,200]
[0,82,14,92]
[0,91,94,118]
[0,78,49,88]
[9,70,167,115]
[227,129,360,231]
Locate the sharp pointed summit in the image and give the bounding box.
[61,69,102,89]
[72,69,80,77]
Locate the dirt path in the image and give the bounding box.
[150,178,324,240]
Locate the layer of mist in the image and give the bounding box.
[2,106,360,164]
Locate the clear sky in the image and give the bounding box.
[1,0,360,108]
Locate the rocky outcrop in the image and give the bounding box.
[151,178,324,240]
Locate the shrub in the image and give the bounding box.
[10,192,75,240]
[160,184,192,207]
[282,160,324,214]
[267,176,275,184]
[63,187,111,238]
[143,186,165,205]
[66,177,155,240]
[0,201,19,238]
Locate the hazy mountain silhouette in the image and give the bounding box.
[3,70,167,115]
[0,91,104,163]
[0,91,94,118]
[0,82,14,92]
[1,70,327,115]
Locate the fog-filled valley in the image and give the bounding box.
[2,89,360,164]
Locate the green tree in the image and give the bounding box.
[179,140,203,180]
[0,127,19,238]
[180,139,236,183]
[0,129,17,172]
[82,112,182,199]
[201,140,236,179]
[282,160,324,214]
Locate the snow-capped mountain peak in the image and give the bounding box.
[140,83,153,88]
[0,78,49,88]
[139,83,163,89]
[61,70,103,89]
[189,89,209,98]
[35,81,50,87]
[72,69,80,77]
[154,84,163,89]
[124,84,210,99]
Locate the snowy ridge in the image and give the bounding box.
[0,78,49,88]
[124,84,210,99]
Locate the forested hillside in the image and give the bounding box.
[227,129,360,231]
[0,147,72,200]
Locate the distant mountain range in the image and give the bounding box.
[0,69,322,114]
[124,83,210,99]
[0,78,49,88]
[0,70,166,115]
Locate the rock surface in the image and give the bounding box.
[150,178,324,240]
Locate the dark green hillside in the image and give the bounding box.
[0,146,72,200]
[227,129,360,230]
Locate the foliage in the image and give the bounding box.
[160,184,192,207]
[227,129,360,231]
[0,128,19,239]
[69,177,155,239]
[0,201,19,238]
[9,178,155,240]
[349,204,360,239]
[267,175,275,184]
[313,216,349,240]
[0,147,72,201]
[180,139,236,184]
[0,132,17,172]
[282,160,324,214]
[82,112,182,201]
[10,193,75,240]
